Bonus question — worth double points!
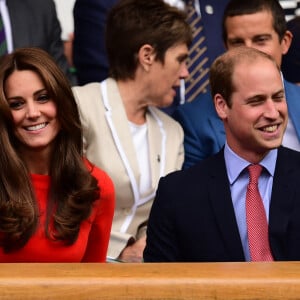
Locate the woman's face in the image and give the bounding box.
[147,43,189,107]
[4,70,61,154]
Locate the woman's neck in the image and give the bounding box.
[117,79,148,125]
[19,147,51,175]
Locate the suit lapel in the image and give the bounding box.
[209,151,245,260]
[104,79,140,187]
[147,109,163,190]
[269,147,296,259]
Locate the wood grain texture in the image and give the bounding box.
[1,262,300,299]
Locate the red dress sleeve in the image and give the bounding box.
[82,164,115,262]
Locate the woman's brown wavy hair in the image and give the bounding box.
[0,47,100,252]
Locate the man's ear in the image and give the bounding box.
[281,30,293,55]
[138,44,155,71]
[214,93,229,120]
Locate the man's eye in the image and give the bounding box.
[273,96,284,102]
[249,101,263,106]
[247,98,264,106]
[254,37,269,45]
[229,40,244,47]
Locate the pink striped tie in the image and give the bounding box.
[246,165,273,261]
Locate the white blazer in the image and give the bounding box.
[73,78,184,258]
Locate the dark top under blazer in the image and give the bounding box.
[144,146,300,262]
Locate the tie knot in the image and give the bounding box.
[248,164,263,184]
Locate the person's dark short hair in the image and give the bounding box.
[222,0,287,45]
[105,0,192,80]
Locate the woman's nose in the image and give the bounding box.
[26,102,41,119]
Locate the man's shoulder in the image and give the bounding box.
[163,150,225,182]
[278,146,300,161]
[19,0,54,10]
[7,0,54,13]
[284,79,300,98]
[174,92,214,114]
[172,91,223,139]
[275,147,300,175]
[274,147,300,188]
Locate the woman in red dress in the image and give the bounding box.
[0,47,115,262]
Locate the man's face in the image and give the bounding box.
[215,57,288,163]
[224,10,291,67]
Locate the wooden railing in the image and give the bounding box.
[1,262,300,299]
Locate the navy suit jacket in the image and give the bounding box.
[144,146,300,262]
[173,79,300,169]
[73,0,118,85]
[7,0,75,84]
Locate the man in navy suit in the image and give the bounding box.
[173,0,300,169]
[144,46,300,262]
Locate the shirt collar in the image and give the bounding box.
[224,142,278,185]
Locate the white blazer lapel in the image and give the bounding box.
[101,79,141,197]
[147,107,166,189]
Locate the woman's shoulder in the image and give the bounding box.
[72,82,102,105]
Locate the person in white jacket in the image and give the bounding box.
[72,0,192,262]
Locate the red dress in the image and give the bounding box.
[0,164,115,262]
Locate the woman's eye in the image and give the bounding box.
[37,94,50,102]
[8,101,24,110]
